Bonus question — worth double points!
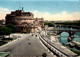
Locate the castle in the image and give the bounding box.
[5,7,44,33]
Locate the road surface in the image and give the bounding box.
[0,34,54,57]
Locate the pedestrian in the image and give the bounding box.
[42,53,47,57]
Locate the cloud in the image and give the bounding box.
[32,10,80,21]
[0,7,80,21]
[0,7,11,20]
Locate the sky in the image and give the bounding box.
[0,0,80,21]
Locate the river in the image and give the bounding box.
[58,27,80,44]
[57,27,80,55]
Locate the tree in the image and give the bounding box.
[6,24,17,33]
[48,22,54,27]
[44,22,54,27]
[0,27,12,42]
[44,22,48,25]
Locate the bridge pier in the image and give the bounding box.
[69,31,74,38]
[69,34,74,38]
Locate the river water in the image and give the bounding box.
[58,27,80,44]
[58,27,80,55]
[58,32,69,45]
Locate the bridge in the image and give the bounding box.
[48,29,80,37]
[54,24,80,29]
[56,29,80,37]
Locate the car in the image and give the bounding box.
[35,35,37,37]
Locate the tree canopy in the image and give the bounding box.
[55,20,80,26]
[44,21,54,27]
[6,24,17,33]
[0,27,12,35]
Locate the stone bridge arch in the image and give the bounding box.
[73,32,80,42]
[60,32,69,37]
[74,32,80,37]
[57,30,75,37]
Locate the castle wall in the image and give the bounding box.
[5,9,44,33]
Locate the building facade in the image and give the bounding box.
[5,8,44,33]
[0,20,5,25]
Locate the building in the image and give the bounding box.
[0,19,5,25]
[5,7,44,33]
